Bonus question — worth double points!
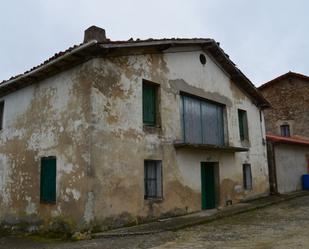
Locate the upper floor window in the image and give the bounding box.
[143,80,159,126]
[0,101,4,130]
[280,124,290,137]
[181,95,224,146]
[238,109,249,141]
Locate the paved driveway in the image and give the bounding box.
[1,195,309,249]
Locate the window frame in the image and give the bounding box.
[180,93,225,146]
[243,163,252,190]
[144,160,163,200]
[280,124,290,137]
[238,109,249,142]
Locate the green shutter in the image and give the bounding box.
[243,111,248,140]
[40,157,56,203]
[238,110,244,140]
[238,110,248,141]
[143,84,156,125]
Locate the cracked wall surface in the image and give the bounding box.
[87,47,269,227]
[0,63,92,229]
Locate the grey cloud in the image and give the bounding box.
[0,0,308,85]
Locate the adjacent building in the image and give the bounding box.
[259,71,309,138]
[0,26,270,231]
[266,135,309,194]
[259,72,309,194]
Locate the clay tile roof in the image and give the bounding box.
[266,134,309,146]
[1,43,86,84]
[0,38,213,87]
[0,37,270,108]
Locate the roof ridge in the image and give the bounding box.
[0,37,269,108]
[0,38,214,85]
[259,71,309,90]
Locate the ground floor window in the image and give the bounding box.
[40,156,56,203]
[243,163,252,190]
[144,160,162,199]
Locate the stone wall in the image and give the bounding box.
[260,76,309,137]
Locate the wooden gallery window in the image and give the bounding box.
[142,80,158,126]
[238,109,249,141]
[144,160,163,199]
[40,157,57,203]
[243,163,252,190]
[181,95,224,146]
[0,101,4,130]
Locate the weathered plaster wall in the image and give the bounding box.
[88,47,269,227]
[0,63,92,229]
[260,77,309,137]
[275,144,309,193]
[0,46,269,230]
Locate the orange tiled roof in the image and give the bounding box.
[266,134,309,146]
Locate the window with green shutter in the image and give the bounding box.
[143,81,157,125]
[238,109,249,141]
[40,157,56,203]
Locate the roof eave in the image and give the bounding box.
[266,135,309,146]
[0,40,99,97]
[203,42,271,108]
[259,71,309,90]
[0,39,270,108]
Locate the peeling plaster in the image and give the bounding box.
[169,79,233,107]
[25,196,37,215]
[0,48,269,231]
[65,188,81,201]
[84,191,94,223]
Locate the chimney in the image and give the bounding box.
[84,26,107,43]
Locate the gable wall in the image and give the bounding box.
[88,48,269,227]
[260,77,309,137]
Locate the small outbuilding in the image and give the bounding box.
[267,134,309,194]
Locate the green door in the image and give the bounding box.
[201,163,216,209]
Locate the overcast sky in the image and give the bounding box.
[1,0,308,86]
